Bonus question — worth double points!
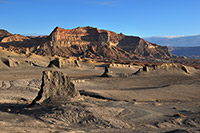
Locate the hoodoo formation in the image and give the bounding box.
[100,65,113,77]
[30,70,80,106]
[0,26,173,60]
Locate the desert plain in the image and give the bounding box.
[0,48,200,133]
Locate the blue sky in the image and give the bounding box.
[0,0,200,37]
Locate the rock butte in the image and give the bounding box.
[0,26,173,60]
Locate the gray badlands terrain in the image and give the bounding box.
[0,50,200,133]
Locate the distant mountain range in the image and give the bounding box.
[144,35,200,47]
[168,47,200,59]
[144,35,200,58]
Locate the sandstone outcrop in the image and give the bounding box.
[0,57,22,68]
[29,71,80,106]
[47,58,60,68]
[47,58,80,68]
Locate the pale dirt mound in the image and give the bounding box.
[47,58,80,68]
[155,63,193,73]
[0,57,20,68]
[26,54,50,67]
[0,48,44,68]
[134,63,196,75]
[0,57,41,68]
[110,63,133,68]
[79,58,95,64]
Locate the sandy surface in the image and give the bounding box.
[0,53,200,132]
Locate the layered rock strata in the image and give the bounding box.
[0,27,173,60]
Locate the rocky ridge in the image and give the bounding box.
[0,27,173,60]
[0,30,12,43]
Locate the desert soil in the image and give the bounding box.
[0,53,200,132]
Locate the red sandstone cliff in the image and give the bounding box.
[0,27,173,60]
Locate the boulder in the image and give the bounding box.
[29,70,80,106]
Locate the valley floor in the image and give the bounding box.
[0,63,200,133]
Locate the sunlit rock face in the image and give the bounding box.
[0,27,173,59]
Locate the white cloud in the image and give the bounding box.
[159,35,185,39]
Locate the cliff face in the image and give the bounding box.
[31,26,132,59]
[49,27,123,47]
[117,36,173,58]
[0,27,173,60]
